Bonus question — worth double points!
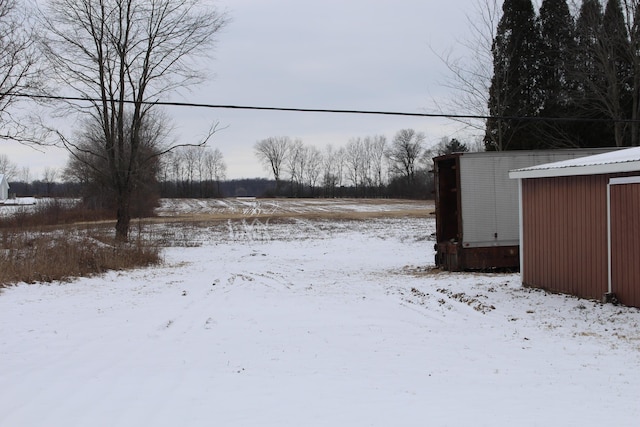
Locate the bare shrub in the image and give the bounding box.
[0,231,161,286]
[0,199,163,286]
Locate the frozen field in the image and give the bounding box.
[1,198,639,426]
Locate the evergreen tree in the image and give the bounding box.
[600,0,632,146]
[627,4,640,146]
[485,0,541,150]
[536,0,578,147]
[572,0,617,147]
[444,138,469,154]
[539,0,575,112]
[575,0,602,79]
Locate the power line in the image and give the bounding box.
[6,91,636,123]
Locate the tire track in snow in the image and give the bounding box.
[157,268,293,338]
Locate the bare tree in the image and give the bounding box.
[0,0,41,142]
[286,138,305,196]
[303,145,322,195]
[344,138,365,191]
[156,145,224,197]
[367,135,387,191]
[202,148,226,181]
[321,144,342,197]
[0,153,17,180]
[254,136,291,194]
[42,166,58,196]
[19,165,30,184]
[386,129,426,186]
[64,110,168,214]
[334,146,346,189]
[40,0,228,239]
[203,147,226,196]
[432,0,501,137]
[158,149,175,196]
[178,145,202,195]
[42,166,57,182]
[171,150,187,192]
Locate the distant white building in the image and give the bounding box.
[0,174,9,200]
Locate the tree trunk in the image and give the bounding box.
[115,190,132,241]
[632,72,640,147]
[614,121,625,147]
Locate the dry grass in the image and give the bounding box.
[0,231,161,286]
[0,200,161,287]
[0,199,113,229]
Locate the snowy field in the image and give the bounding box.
[0,197,72,217]
[0,197,36,206]
[1,198,640,426]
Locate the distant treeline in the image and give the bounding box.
[8,181,82,198]
[9,175,434,200]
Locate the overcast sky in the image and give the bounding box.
[6,0,479,181]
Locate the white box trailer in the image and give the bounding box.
[433,148,617,271]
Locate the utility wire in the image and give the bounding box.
[7,91,637,123]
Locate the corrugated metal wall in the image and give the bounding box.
[458,150,615,248]
[610,181,640,307]
[522,175,609,300]
[460,156,499,246]
[434,149,622,272]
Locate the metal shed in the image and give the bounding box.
[509,147,640,308]
[433,149,617,271]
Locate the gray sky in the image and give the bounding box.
[6,0,478,181]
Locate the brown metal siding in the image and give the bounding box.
[610,182,640,307]
[522,175,609,300]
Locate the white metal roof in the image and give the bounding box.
[434,147,615,162]
[509,147,640,179]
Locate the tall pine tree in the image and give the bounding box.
[483,0,640,149]
[599,0,632,146]
[573,0,611,147]
[627,3,640,146]
[485,0,541,150]
[536,0,578,147]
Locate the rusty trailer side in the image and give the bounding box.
[433,149,617,271]
[434,152,520,271]
[435,241,519,271]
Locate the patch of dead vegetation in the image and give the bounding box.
[436,287,496,313]
[0,232,161,287]
[398,265,446,276]
[0,200,162,287]
[0,199,113,229]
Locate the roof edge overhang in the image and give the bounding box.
[433,148,618,164]
[509,161,640,180]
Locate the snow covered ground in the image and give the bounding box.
[0,197,75,217]
[0,196,37,209]
[1,199,639,426]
